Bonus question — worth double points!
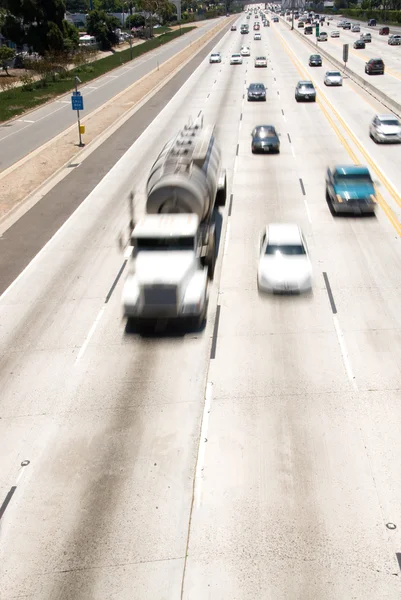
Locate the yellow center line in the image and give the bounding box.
[272,26,401,237]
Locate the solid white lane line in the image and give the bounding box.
[223,221,231,255]
[194,381,213,509]
[75,306,105,363]
[17,119,35,124]
[291,145,295,157]
[333,315,358,390]
[303,197,312,223]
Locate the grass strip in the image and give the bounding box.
[0,27,195,123]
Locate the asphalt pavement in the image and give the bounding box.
[0,19,225,173]
[1,9,401,599]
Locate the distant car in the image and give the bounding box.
[254,56,267,67]
[230,53,243,65]
[248,82,267,101]
[257,223,312,294]
[368,18,376,26]
[304,26,313,34]
[380,26,390,35]
[343,22,351,29]
[254,32,261,40]
[209,52,222,63]
[331,30,340,38]
[298,21,304,27]
[273,17,279,22]
[309,54,322,66]
[324,70,343,86]
[295,80,316,102]
[360,32,372,42]
[240,46,251,56]
[325,165,376,215]
[351,24,360,32]
[388,34,401,45]
[365,58,384,75]
[354,39,365,49]
[369,114,401,143]
[251,125,280,153]
[231,25,237,31]
[264,20,270,26]
[318,32,328,41]
[254,23,260,30]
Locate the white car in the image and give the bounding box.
[318,32,328,41]
[369,114,401,143]
[254,56,267,67]
[324,70,343,86]
[352,24,360,32]
[230,53,243,65]
[240,46,251,56]
[209,52,222,63]
[330,30,340,38]
[254,32,261,40]
[257,223,312,294]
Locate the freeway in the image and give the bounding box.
[280,17,401,101]
[1,6,401,599]
[0,18,226,173]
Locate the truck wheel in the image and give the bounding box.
[216,175,227,207]
[206,231,216,280]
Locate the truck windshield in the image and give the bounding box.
[135,237,194,250]
[334,174,372,186]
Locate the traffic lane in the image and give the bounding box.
[182,392,400,599]
[183,29,401,597]
[271,24,401,390]
[276,26,401,221]
[0,18,228,171]
[0,23,235,296]
[0,33,242,598]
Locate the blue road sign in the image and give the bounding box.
[71,95,84,111]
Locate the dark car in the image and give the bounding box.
[309,54,322,66]
[379,26,389,35]
[248,83,267,101]
[365,58,385,75]
[368,18,376,26]
[304,26,313,35]
[353,39,365,49]
[295,80,316,102]
[251,125,280,154]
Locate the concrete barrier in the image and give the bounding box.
[280,17,401,118]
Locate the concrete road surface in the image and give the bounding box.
[0,18,226,173]
[1,10,401,600]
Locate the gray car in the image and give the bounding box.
[248,83,267,101]
[251,125,280,153]
[295,80,316,102]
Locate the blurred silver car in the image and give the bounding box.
[330,30,340,37]
[258,223,312,293]
[324,70,343,86]
[254,56,267,67]
[230,53,243,65]
[369,114,401,143]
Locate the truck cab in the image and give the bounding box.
[326,165,376,214]
[123,214,209,326]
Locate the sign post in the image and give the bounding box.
[71,76,85,147]
[343,43,349,69]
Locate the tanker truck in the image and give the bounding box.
[122,118,227,327]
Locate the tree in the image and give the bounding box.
[86,9,120,49]
[0,0,80,54]
[125,13,146,28]
[0,45,15,75]
[65,0,90,11]
[136,0,174,33]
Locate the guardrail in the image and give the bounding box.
[280,17,401,118]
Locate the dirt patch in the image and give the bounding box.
[0,18,233,224]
